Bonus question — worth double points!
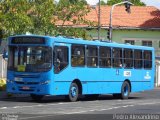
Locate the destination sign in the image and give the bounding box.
[12,37,45,44]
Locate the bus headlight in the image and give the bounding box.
[40,80,50,85]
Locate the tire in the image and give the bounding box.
[30,94,44,101]
[68,83,79,102]
[121,81,130,99]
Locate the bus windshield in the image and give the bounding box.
[8,46,52,72]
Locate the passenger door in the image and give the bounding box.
[54,44,69,74]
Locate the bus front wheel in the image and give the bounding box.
[68,82,79,102]
[121,81,130,99]
[30,94,44,101]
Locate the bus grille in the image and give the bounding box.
[16,81,39,85]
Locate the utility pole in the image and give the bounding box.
[107,0,133,42]
[98,0,101,40]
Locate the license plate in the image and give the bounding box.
[22,86,30,90]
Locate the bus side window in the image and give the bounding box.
[112,48,122,68]
[144,50,152,69]
[87,46,98,67]
[54,46,68,73]
[71,45,85,66]
[124,49,133,68]
[99,46,111,67]
[134,50,143,69]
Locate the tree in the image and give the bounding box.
[0,0,91,40]
[55,0,92,39]
[56,0,90,26]
[107,0,146,6]
[97,1,108,5]
[69,0,88,5]
[80,0,88,5]
[28,0,56,35]
[0,0,33,37]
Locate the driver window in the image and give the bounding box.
[54,46,68,73]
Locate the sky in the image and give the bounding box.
[86,0,160,9]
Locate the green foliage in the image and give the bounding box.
[55,0,92,39]
[97,1,108,5]
[107,0,146,6]
[28,0,56,35]
[130,0,146,6]
[107,0,121,5]
[56,27,92,40]
[0,0,91,39]
[56,0,90,26]
[0,0,33,37]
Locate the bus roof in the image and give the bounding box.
[9,35,154,51]
[53,36,154,51]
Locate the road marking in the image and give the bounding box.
[8,101,160,120]
[0,107,7,109]
[62,101,160,114]
[0,102,72,110]
[17,100,160,119]
[0,100,153,110]
[37,104,43,107]
[20,114,59,120]
[122,105,130,108]
[65,111,88,114]
[0,99,160,113]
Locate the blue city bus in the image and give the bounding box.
[7,35,155,102]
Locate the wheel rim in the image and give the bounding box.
[124,85,129,96]
[71,86,77,98]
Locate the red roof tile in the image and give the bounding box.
[56,6,160,28]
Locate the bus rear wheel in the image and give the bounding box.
[121,81,130,99]
[68,82,79,102]
[30,94,44,101]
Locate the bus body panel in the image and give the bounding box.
[7,69,54,95]
[6,35,155,97]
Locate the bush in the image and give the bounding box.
[0,79,6,91]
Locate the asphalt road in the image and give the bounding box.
[0,88,160,120]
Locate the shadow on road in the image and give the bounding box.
[0,94,141,103]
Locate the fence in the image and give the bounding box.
[0,54,7,78]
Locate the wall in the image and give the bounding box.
[87,29,160,56]
[112,30,160,56]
